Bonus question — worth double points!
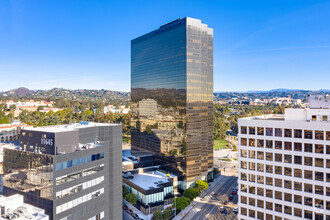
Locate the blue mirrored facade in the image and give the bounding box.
[131,17,214,187]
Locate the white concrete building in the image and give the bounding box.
[0,122,32,142]
[238,95,330,220]
[0,194,49,219]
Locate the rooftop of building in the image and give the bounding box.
[132,17,213,44]
[239,94,330,123]
[0,194,48,220]
[21,121,119,133]
[0,143,19,150]
[240,114,285,121]
[0,121,32,129]
[308,93,330,109]
[124,169,176,190]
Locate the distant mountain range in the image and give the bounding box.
[214,89,329,100]
[0,87,130,102]
[0,87,33,97]
[0,87,328,101]
[214,88,330,93]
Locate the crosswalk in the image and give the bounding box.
[209,207,238,220]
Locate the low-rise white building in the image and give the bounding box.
[238,94,330,220]
[0,122,32,142]
[0,194,49,219]
[103,104,130,114]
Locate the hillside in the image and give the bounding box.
[0,87,33,97]
[214,89,329,100]
[1,87,328,102]
[0,87,130,102]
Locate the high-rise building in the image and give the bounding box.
[237,94,330,220]
[3,122,122,220]
[131,17,214,188]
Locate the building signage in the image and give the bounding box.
[41,138,54,146]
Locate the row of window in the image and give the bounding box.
[241,183,330,198]
[241,195,328,210]
[241,169,329,183]
[129,185,166,205]
[241,150,330,168]
[0,135,17,142]
[241,139,330,154]
[59,198,105,220]
[56,164,104,185]
[240,206,324,220]
[56,152,104,171]
[240,126,330,141]
[56,176,104,199]
[56,188,104,214]
[0,130,16,135]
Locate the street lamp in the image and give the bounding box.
[174,196,176,217]
[148,204,150,220]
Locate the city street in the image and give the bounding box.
[181,174,238,220]
[124,158,238,220]
[123,210,135,220]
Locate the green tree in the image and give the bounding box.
[162,208,174,220]
[213,116,229,140]
[195,180,209,192]
[174,196,191,211]
[183,188,200,201]
[9,104,16,111]
[152,210,163,220]
[37,106,44,111]
[136,120,141,131]
[122,185,129,197]
[0,111,10,124]
[145,125,152,134]
[125,193,137,209]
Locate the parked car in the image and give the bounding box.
[235,186,239,191]
[128,209,133,214]
[220,207,225,212]
[224,200,228,205]
[132,214,140,219]
[229,195,234,200]
[232,190,237,195]
[233,207,238,213]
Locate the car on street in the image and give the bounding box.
[235,186,239,191]
[233,207,238,213]
[224,200,228,205]
[229,195,234,200]
[220,207,225,212]
[128,209,133,214]
[232,189,237,195]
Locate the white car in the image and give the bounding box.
[233,207,238,213]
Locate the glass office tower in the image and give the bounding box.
[131,17,213,188]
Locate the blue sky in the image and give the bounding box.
[0,0,330,92]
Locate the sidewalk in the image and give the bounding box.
[123,199,152,220]
[173,174,227,220]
